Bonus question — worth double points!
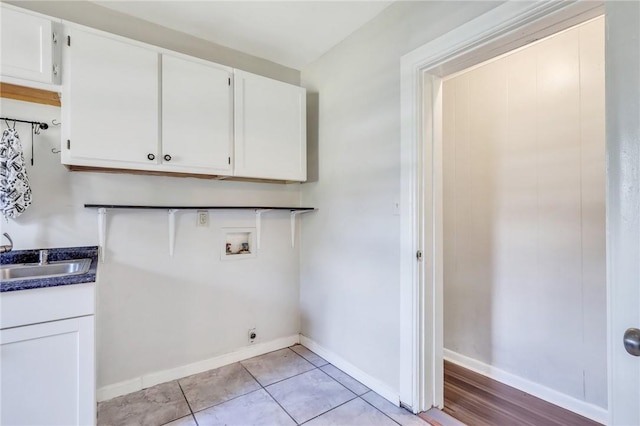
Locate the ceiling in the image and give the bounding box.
[92,1,394,70]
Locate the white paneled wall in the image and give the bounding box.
[443,17,606,408]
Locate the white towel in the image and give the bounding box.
[0,128,32,219]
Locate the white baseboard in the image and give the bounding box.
[300,335,399,406]
[97,334,300,402]
[443,349,607,424]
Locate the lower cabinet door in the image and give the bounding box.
[0,316,95,426]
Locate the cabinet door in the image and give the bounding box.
[162,55,233,174]
[234,70,306,181]
[62,28,159,167]
[0,6,54,83]
[0,316,95,426]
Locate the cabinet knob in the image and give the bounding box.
[147,153,155,161]
[164,154,172,162]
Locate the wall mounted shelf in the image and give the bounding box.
[84,204,315,261]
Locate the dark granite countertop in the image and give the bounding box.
[1,246,99,293]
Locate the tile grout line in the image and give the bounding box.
[242,348,356,425]
[282,365,359,424]
[185,351,313,417]
[315,364,362,397]
[156,347,400,426]
[102,346,407,426]
[289,345,330,368]
[186,356,315,418]
[190,387,264,418]
[262,384,305,425]
[359,391,404,426]
[259,347,373,425]
[297,394,360,425]
[248,346,389,425]
[316,361,371,397]
[240,361,300,425]
[293,346,371,396]
[186,364,262,416]
[258,366,318,387]
[246,348,318,387]
[176,380,199,426]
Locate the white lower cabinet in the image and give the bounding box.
[0,282,96,426]
[0,316,95,426]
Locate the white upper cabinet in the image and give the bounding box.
[161,54,233,174]
[0,6,60,85]
[60,23,306,182]
[234,70,307,182]
[62,27,159,168]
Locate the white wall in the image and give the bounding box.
[299,1,503,394]
[1,100,301,390]
[442,18,606,408]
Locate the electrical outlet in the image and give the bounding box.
[196,210,209,227]
[248,328,257,343]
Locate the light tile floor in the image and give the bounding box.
[97,345,458,426]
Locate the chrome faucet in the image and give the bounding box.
[39,249,49,265]
[0,233,13,253]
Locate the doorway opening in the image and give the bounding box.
[439,16,606,424]
[399,1,606,424]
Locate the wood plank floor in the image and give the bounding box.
[438,360,602,426]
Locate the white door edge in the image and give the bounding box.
[604,2,640,425]
[399,0,605,414]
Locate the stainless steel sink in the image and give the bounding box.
[0,258,92,282]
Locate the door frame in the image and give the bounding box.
[399,0,605,417]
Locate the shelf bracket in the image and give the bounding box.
[168,209,178,256]
[255,209,272,250]
[85,205,315,256]
[290,210,313,248]
[97,208,107,262]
